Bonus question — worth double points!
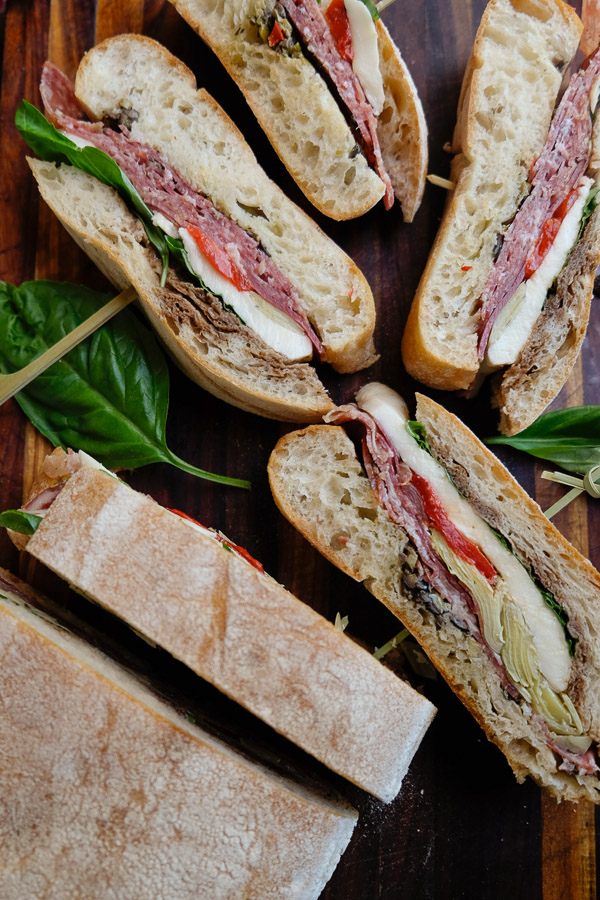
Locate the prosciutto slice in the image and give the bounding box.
[40,63,324,357]
[477,47,600,356]
[279,0,394,210]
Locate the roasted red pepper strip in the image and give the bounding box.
[325,0,354,62]
[525,187,580,279]
[410,474,497,584]
[268,21,285,47]
[169,508,265,573]
[185,224,253,293]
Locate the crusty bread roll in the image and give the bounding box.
[267,393,600,802]
[28,35,378,422]
[15,461,435,803]
[401,0,587,433]
[166,0,428,220]
[0,567,357,899]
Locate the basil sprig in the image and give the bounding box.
[405,420,433,455]
[15,101,170,285]
[486,406,600,476]
[0,280,249,488]
[0,510,42,535]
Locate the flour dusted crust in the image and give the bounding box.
[0,569,357,899]
[402,0,582,392]
[22,467,435,803]
[267,396,600,802]
[74,35,376,373]
[165,0,427,220]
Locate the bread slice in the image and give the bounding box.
[267,394,600,802]
[166,0,427,220]
[0,567,357,899]
[18,464,435,803]
[401,0,582,391]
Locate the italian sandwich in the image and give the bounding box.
[167,0,428,220]
[3,448,435,804]
[19,35,377,423]
[268,383,600,801]
[402,0,600,435]
[0,566,357,899]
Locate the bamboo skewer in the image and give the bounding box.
[0,286,136,407]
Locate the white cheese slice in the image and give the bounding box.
[60,131,94,150]
[151,212,179,238]
[355,382,571,692]
[344,0,385,116]
[485,177,593,368]
[179,228,313,363]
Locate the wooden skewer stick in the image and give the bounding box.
[375,0,399,13]
[0,286,137,407]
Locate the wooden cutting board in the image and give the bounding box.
[0,0,597,897]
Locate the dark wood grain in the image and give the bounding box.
[0,0,598,897]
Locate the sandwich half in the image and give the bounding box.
[167,0,428,220]
[268,384,600,802]
[401,0,600,434]
[3,448,435,804]
[20,35,377,422]
[0,566,357,900]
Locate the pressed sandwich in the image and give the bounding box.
[268,383,600,801]
[3,448,435,804]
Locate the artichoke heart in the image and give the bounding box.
[430,530,503,653]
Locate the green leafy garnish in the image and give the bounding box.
[577,185,600,244]
[15,101,170,286]
[0,280,249,488]
[539,584,576,657]
[358,0,381,20]
[405,420,433,455]
[486,406,600,476]
[490,526,511,552]
[0,510,42,535]
[165,235,245,324]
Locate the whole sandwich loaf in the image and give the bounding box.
[268,383,600,802]
[167,0,428,220]
[402,0,600,435]
[0,567,357,900]
[19,35,377,422]
[3,448,435,804]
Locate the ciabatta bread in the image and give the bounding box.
[401,0,586,432]
[29,36,378,422]
[268,393,600,802]
[0,567,357,899]
[167,0,427,220]
[15,460,435,803]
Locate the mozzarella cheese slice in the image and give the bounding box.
[356,382,572,692]
[486,177,594,368]
[344,0,385,116]
[179,228,313,363]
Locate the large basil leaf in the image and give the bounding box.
[486,406,600,476]
[15,101,170,284]
[0,280,249,488]
[0,510,42,534]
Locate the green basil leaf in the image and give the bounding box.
[358,0,380,20]
[577,184,600,244]
[486,406,600,476]
[406,420,433,455]
[538,583,576,657]
[15,101,169,283]
[0,280,249,488]
[0,510,42,534]
[164,235,246,324]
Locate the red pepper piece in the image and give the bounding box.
[185,224,253,293]
[525,187,580,280]
[461,265,472,271]
[268,20,285,47]
[168,508,265,573]
[411,474,497,584]
[325,0,354,62]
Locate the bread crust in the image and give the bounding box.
[21,466,435,802]
[267,397,600,802]
[401,0,583,397]
[166,0,427,220]
[0,569,357,899]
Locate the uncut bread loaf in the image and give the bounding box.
[14,459,435,803]
[167,0,428,220]
[401,0,587,433]
[0,567,357,900]
[28,35,377,422]
[267,393,600,802]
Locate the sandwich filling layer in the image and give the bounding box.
[326,384,597,777]
[476,46,600,371]
[252,0,394,208]
[33,62,322,362]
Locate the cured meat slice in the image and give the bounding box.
[40,63,324,357]
[279,0,394,209]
